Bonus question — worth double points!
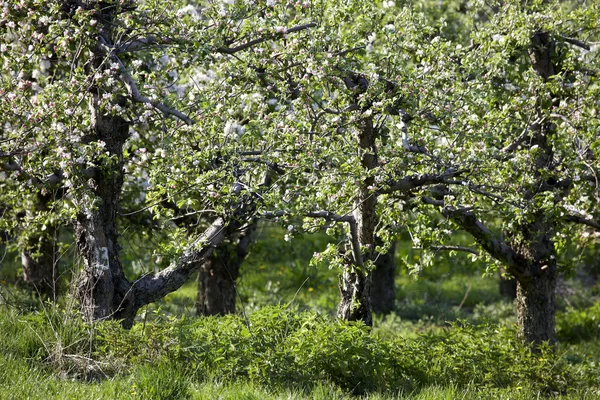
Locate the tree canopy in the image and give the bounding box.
[1,0,599,344]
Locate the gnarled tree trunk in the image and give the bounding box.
[75,112,135,326]
[511,31,559,346]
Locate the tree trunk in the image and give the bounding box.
[21,193,58,299]
[72,2,139,326]
[21,234,56,299]
[516,271,556,345]
[338,268,372,325]
[75,113,135,327]
[338,116,376,325]
[196,255,237,316]
[196,223,255,316]
[370,242,396,314]
[511,31,558,347]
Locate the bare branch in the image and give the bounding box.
[565,214,600,231]
[98,36,194,125]
[429,245,480,255]
[422,196,528,279]
[381,170,463,194]
[113,56,195,125]
[398,118,427,154]
[501,116,542,153]
[558,35,590,51]
[217,23,316,54]
[117,35,173,53]
[262,210,353,223]
[0,160,21,172]
[262,210,362,265]
[303,212,362,266]
[550,113,576,129]
[0,158,64,186]
[545,175,596,191]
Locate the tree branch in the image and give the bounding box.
[113,56,195,125]
[98,36,194,125]
[380,170,463,194]
[422,196,528,279]
[216,23,316,54]
[117,35,173,53]
[565,214,600,231]
[132,216,228,308]
[558,35,591,51]
[0,158,63,186]
[501,116,542,153]
[429,245,480,255]
[261,210,363,265]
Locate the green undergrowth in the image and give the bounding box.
[1,305,599,399]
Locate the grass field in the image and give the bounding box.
[1,227,599,399]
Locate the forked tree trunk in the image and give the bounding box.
[516,267,556,345]
[61,0,244,327]
[75,113,135,327]
[196,223,255,316]
[370,243,396,314]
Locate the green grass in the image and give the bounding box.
[1,303,599,399]
[1,227,600,399]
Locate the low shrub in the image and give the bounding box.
[92,306,595,395]
[3,304,599,396]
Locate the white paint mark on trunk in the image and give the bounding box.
[95,247,110,271]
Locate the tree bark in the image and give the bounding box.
[370,242,396,314]
[338,268,372,325]
[196,223,255,316]
[516,269,556,345]
[196,255,237,316]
